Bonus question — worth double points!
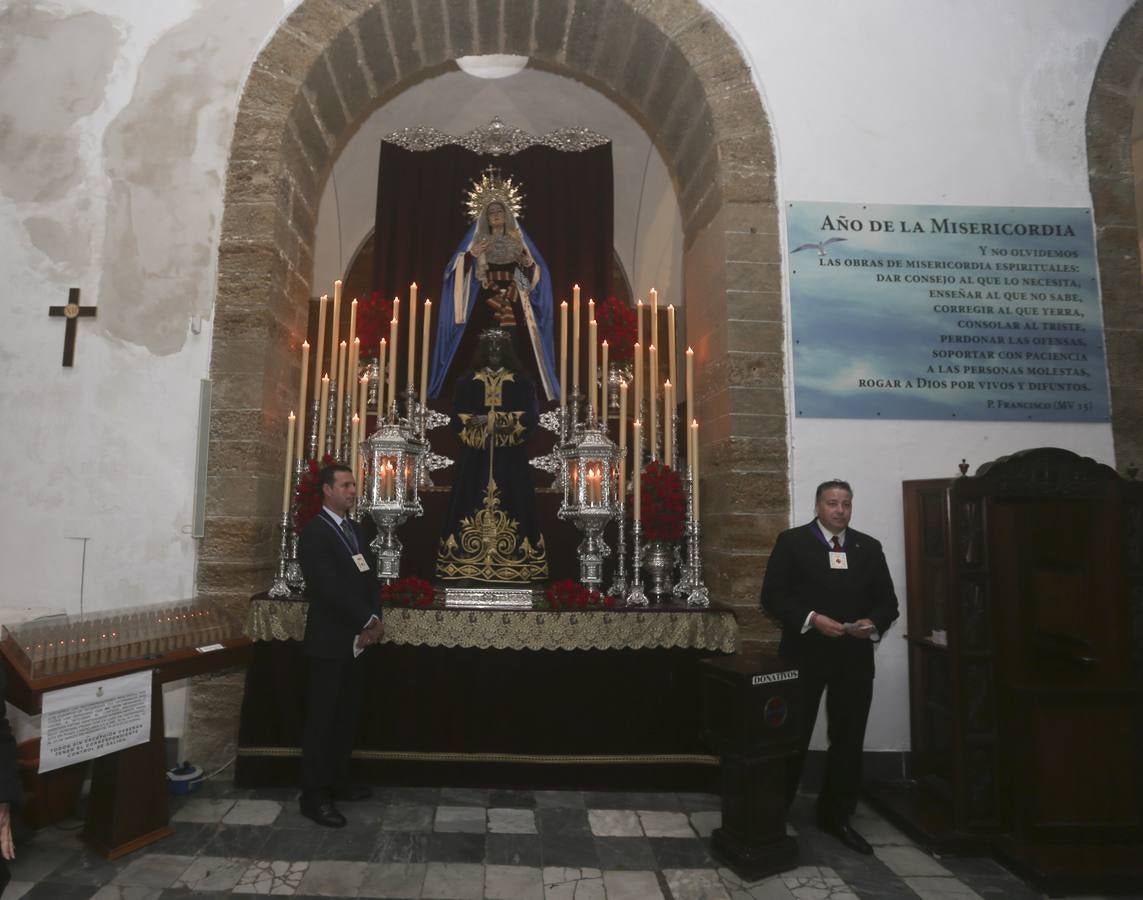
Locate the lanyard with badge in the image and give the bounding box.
[322,514,371,572]
[815,527,848,570]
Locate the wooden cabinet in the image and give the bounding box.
[882,448,1143,891]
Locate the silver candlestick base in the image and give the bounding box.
[371,521,403,584]
[608,504,628,599]
[625,519,649,607]
[571,506,612,589]
[268,512,294,598]
[673,466,697,598]
[686,517,710,607]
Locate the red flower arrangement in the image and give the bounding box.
[639,460,686,542]
[541,579,616,610]
[293,453,337,532]
[356,291,395,360]
[381,576,435,607]
[595,296,638,366]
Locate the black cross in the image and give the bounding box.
[48,288,97,367]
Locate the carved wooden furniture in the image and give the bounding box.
[1,599,251,858]
[877,448,1143,893]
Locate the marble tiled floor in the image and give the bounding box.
[2,780,1137,899]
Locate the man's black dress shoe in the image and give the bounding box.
[300,797,347,828]
[332,784,372,803]
[818,820,873,854]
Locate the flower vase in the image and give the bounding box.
[642,540,675,598]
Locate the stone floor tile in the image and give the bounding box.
[36,848,123,886]
[420,861,484,899]
[583,791,682,811]
[536,807,592,837]
[315,825,383,861]
[602,869,665,899]
[594,836,657,871]
[648,836,713,869]
[1,881,33,900]
[542,866,604,900]
[438,787,489,807]
[258,826,325,861]
[427,832,486,864]
[486,833,542,867]
[489,789,537,809]
[540,834,599,869]
[678,793,722,813]
[873,845,952,878]
[690,810,722,838]
[902,876,984,899]
[484,863,544,899]
[174,855,250,892]
[639,810,695,838]
[534,791,584,809]
[434,805,486,833]
[383,804,435,831]
[664,867,733,900]
[222,799,283,826]
[373,830,431,864]
[781,865,858,900]
[7,845,77,882]
[170,798,236,823]
[357,861,427,898]
[487,807,537,834]
[297,858,369,895]
[88,887,164,900]
[849,816,911,847]
[111,853,195,887]
[383,786,442,806]
[587,809,642,837]
[233,858,308,894]
[718,867,798,900]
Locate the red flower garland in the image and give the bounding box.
[356,292,395,360]
[595,296,638,366]
[293,453,338,533]
[381,576,435,607]
[541,579,616,609]
[639,460,685,542]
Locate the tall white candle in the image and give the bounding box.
[637,298,644,348]
[296,341,309,461]
[633,420,642,520]
[667,303,677,390]
[559,300,568,414]
[648,344,658,459]
[387,316,399,415]
[420,298,432,408]
[347,297,358,370]
[407,283,417,392]
[685,346,695,435]
[588,319,597,419]
[378,338,387,415]
[601,340,609,417]
[317,374,329,456]
[572,287,580,400]
[281,412,296,514]
[633,341,642,431]
[313,295,328,390]
[330,281,342,376]
[334,340,347,457]
[650,288,659,369]
[349,413,360,478]
[663,379,673,465]
[618,380,628,451]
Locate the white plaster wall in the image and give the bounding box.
[706,0,1132,750]
[0,0,1134,755]
[312,67,685,316]
[0,0,291,738]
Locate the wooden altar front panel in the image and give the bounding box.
[236,603,738,791]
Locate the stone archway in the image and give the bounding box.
[1087,0,1143,472]
[199,0,787,633]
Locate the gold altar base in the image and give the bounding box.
[441,586,538,608]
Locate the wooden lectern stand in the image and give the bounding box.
[1,600,250,859]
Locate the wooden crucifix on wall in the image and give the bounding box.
[48,288,97,367]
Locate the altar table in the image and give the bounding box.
[235,597,738,790]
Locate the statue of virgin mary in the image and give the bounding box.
[427,168,560,402]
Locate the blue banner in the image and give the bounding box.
[786,202,1108,421]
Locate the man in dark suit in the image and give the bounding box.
[760,479,898,854]
[297,463,383,828]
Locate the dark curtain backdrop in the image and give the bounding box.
[371,141,613,402]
